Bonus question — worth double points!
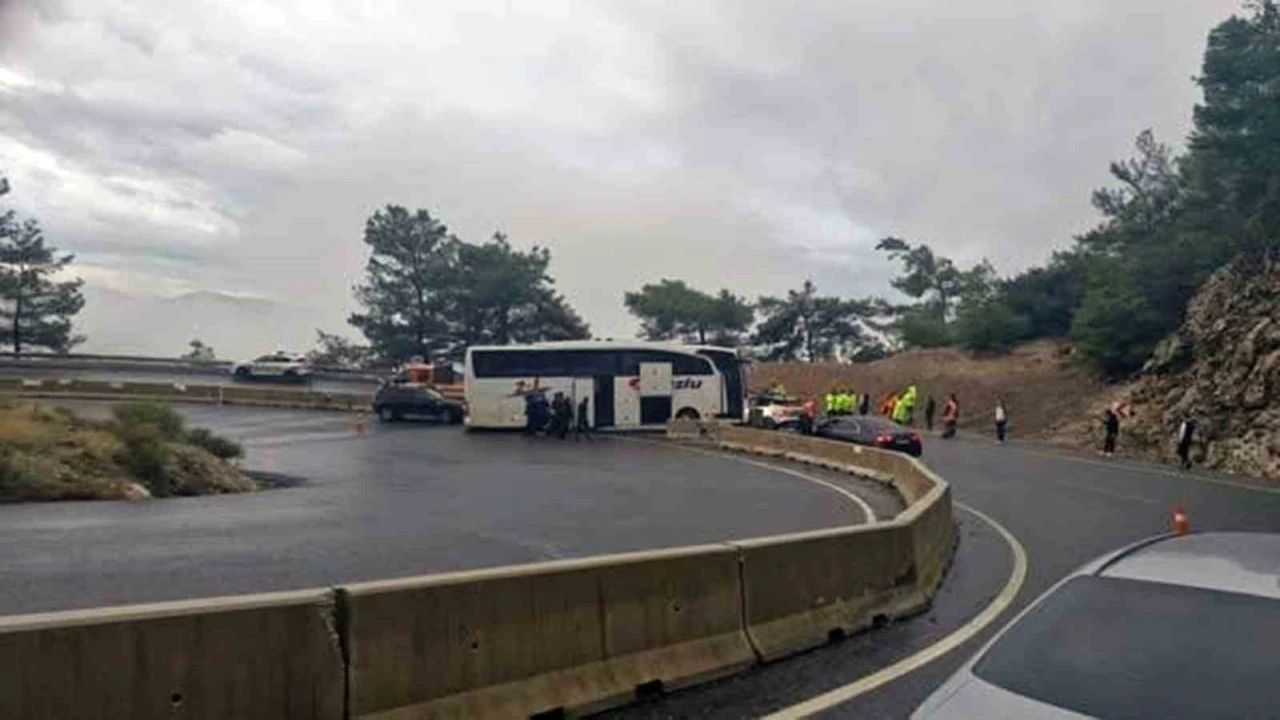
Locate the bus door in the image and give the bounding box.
[614,375,640,428]
[638,362,673,425]
[593,376,615,428]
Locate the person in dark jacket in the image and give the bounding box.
[524,391,538,436]
[995,399,1008,443]
[551,392,572,439]
[575,396,593,441]
[525,389,549,437]
[924,395,937,431]
[1176,417,1196,469]
[859,392,871,416]
[1101,404,1121,457]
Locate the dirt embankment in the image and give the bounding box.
[750,340,1109,439]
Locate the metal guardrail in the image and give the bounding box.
[0,377,373,412]
[0,353,385,383]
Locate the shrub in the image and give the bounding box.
[954,300,1033,353]
[112,401,185,441]
[186,427,244,460]
[114,423,173,496]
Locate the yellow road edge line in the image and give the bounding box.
[761,501,1029,720]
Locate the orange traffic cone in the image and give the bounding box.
[1170,503,1189,536]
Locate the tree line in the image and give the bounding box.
[875,1,1280,375]
[615,1,1280,375]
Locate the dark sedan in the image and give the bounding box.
[814,415,923,457]
[372,384,465,424]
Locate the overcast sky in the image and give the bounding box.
[0,0,1244,346]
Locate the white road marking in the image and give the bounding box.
[761,501,1029,719]
[1008,445,1280,496]
[643,439,878,523]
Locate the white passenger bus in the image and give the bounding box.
[463,341,747,430]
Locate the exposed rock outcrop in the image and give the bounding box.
[1122,249,1280,480]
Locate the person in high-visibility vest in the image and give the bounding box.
[824,390,838,416]
[893,385,918,425]
[879,392,897,417]
[941,394,959,439]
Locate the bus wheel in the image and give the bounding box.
[675,408,700,420]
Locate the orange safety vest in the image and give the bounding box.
[880,394,897,416]
[943,399,959,421]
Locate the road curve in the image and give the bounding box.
[606,433,1280,718]
[4,395,1279,717]
[0,402,896,616]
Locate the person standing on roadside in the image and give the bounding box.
[880,392,897,417]
[942,393,959,439]
[524,389,539,437]
[1176,416,1196,469]
[924,395,937,431]
[529,388,550,437]
[1101,404,1121,457]
[575,396,593,441]
[859,392,871,416]
[800,396,817,435]
[894,385,918,426]
[995,399,1008,443]
[551,392,572,439]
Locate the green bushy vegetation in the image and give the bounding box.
[0,400,252,502]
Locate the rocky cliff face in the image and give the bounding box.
[1123,249,1280,480]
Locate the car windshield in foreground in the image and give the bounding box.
[973,575,1280,719]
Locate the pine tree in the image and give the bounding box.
[0,178,85,354]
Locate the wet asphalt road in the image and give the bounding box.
[0,403,877,615]
[4,400,1280,717]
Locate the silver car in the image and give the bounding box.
[230,352,311,380]
[913,532,1280,719]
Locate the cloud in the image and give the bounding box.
[0,0,1246,352]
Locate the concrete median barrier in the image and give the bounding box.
[341,544,754,719]
[681,424,958,661]
[732,523,919,660]
[0,589,343,720]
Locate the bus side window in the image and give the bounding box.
[669,353,713,375]
[566,351,617,376]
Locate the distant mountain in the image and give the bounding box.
[76,284,336,361]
